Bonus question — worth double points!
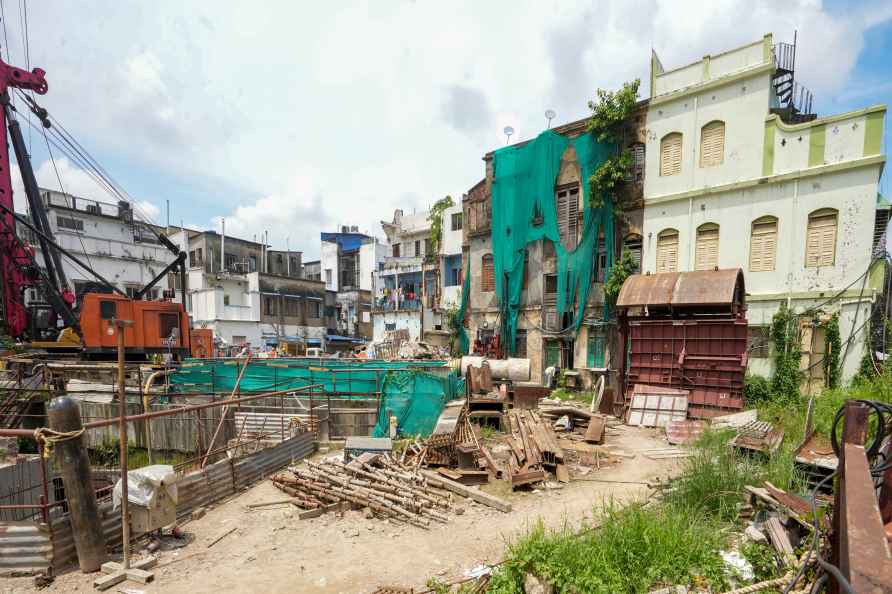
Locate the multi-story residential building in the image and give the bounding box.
[641,34,886,383]
[178,229,334,348]
[372,203,464,346]
[462,108,647,383]
[320,227,386,339]
[302,259,321,281]
[19,189,175,302]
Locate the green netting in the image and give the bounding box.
[170,358,449,396]
[372,370,465,438]
[491,129,615,354]
[456,258,471,355]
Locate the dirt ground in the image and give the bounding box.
[4,425,682,594]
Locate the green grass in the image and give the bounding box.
[549,388,594,404]
[488,503,729,594]
[478,374,892,594]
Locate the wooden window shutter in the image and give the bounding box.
[660,133,682,176]
[694,224,719,270]
[656,229,679,273]
[749,217,778,272]
[481,254,495,292]
[805,210,837,267]
[699,121,725,167]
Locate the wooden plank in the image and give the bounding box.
[419,470,512,512]
[765,516,795,564]
[125,568,155,584]
[101,557,157,573]
[584,416,606,444]
[555,464,569,483]
[93,572,127,591]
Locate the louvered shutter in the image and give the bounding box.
[481,254,495,291]
[806,212,837,267]
[695,225,719,270]
[660,134,682,176]
[699,121,725,167]
[749,218,777,272]
[656,231,679,273]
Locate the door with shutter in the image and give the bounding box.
[805,210,837,267]
[749,217,777,272]
[699,121,725,167]
[656,230,679,273]
[660,133,682,176]
[694,224,719,270]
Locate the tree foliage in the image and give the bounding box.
[427,195,455,258]
[586,79,640,213]
[586,79,640,144]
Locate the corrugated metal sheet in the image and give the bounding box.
[616,268,744,308]
[0,521,51,575]
[40,431,315,572]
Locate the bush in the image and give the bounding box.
[488,503,728,594]
[743,374,772,406]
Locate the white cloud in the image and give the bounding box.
[5,1,887,259]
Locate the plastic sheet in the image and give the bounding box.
[113,464,178,510]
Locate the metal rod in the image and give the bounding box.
[115,319,133,571]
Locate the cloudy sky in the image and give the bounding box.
[6,0,891,259]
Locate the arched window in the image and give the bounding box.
[699,121,725,167]
[749,216,778,272]
[656,229,679,273]
[623,233,643,273]
[805,209,838,267]
[660,133,683,176]
[481,253,495,292]
[694,223,719,270]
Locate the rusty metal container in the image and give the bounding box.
[617,269,748,419]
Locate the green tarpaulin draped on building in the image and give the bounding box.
[491,129,615,354]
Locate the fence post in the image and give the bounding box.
[46,396,107,572]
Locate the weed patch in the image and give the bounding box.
[488,503,728,594]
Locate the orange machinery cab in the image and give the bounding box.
[79,293,190,359]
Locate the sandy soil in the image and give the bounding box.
[3,425,681,594]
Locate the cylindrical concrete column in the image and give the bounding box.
[47,396,107,572]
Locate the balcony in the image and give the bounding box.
[372,298,422,313]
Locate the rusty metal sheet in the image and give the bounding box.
[0,521,51,575]
[616,272,678,307]
[616,268,744,308]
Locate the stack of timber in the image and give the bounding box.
[502,409,567,488]
[269,453,512,526]
[415,400,501,484]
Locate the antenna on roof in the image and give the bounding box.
[503,126,514,145]
[545,109,556,129]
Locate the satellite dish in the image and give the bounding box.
[503,126,515,145]
[545,109,556,128]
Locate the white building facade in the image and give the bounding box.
[641,34,886,382]
[21,189,174,301]
[372,204,463,344]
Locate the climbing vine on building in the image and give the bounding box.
[427,195,454,258]
[586,79,639,213]
[603,247,637,310]
[770,304,801,401]
[822,313,841,389]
